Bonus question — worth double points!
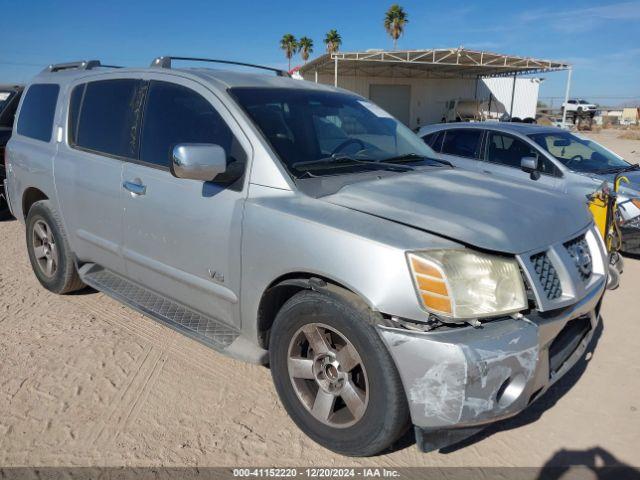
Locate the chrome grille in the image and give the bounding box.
[564,235,592,282]
[530,252,562,300]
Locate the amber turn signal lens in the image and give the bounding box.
[408,254,452,315]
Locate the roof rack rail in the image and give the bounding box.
[150,56,290,77]
[43,60,122,73]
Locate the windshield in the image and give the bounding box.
[229,87,437,177]
[529,131,629,173]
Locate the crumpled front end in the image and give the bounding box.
[378,226,607,452]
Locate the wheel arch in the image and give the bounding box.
[22,187,49,220]
[256,272,382,350]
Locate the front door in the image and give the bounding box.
[481,130,562,190]
[121,79,250,327]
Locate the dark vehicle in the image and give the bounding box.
[0,85,23,218]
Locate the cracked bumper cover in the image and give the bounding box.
[378,277,605,451]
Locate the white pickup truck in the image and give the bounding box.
[562,99,597,117]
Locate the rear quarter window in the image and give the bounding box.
[16,84,60,142]
[422,131,444,152]
[441,129,482,158]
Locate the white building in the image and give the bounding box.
[299,48,571,130]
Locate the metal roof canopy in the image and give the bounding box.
[300,48,570,79]
[299,47,573,124]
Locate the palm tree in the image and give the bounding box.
[384,4,408,50]
[280,34,298,70]
[324,29,342,54]
[298,37,314,63]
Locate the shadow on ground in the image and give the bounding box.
[537,446,640,479]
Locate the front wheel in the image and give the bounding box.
[269,290,410,456]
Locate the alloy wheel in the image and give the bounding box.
[287,323,369,428]
[32,219,59,278]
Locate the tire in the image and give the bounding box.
[269,289,410,456]
[25,200,85,294]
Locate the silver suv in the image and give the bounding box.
[5,57,607,456]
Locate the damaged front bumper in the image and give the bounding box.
[621,216,640,255]
[378,277,605,452]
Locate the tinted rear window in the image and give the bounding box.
[441,129,482,158]
[16,84,59,142]
[74,79,143,158]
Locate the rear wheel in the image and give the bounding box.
[269,290,410,456]
[26,200,85,294]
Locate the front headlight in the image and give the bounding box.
[407,249,527,320]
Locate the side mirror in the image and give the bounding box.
[521,156,541,180]
[171,144,226,181]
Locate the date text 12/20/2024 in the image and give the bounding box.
[233,469,400,478]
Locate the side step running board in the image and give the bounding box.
[80,265,240,352]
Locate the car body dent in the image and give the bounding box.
[379,269,603,437]
[324,168,592,255]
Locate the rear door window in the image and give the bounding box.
[16,84,60,142]
[139,81,246,176]
[441,129,482,158]
[73,79,144,158]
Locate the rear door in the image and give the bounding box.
[121,77,250,327]
[55,77,145,274]
[436,128,484,172]
[480,130,562,190]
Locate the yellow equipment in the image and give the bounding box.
[587,175,628,289]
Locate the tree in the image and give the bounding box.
[384,4,408,50]
[280,34,298,70]
[298,37,314,64]
[324,29,342,54]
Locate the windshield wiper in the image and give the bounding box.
[292,155,415,172]
[596,163,640,174]
[383,153,452,167]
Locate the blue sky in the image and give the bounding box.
[2,0,639,105]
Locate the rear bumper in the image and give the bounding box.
[378,277,605,451]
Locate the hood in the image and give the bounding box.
[323,169,591,255]
[580,169,640,196]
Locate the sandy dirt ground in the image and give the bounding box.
[0,132,639,468]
